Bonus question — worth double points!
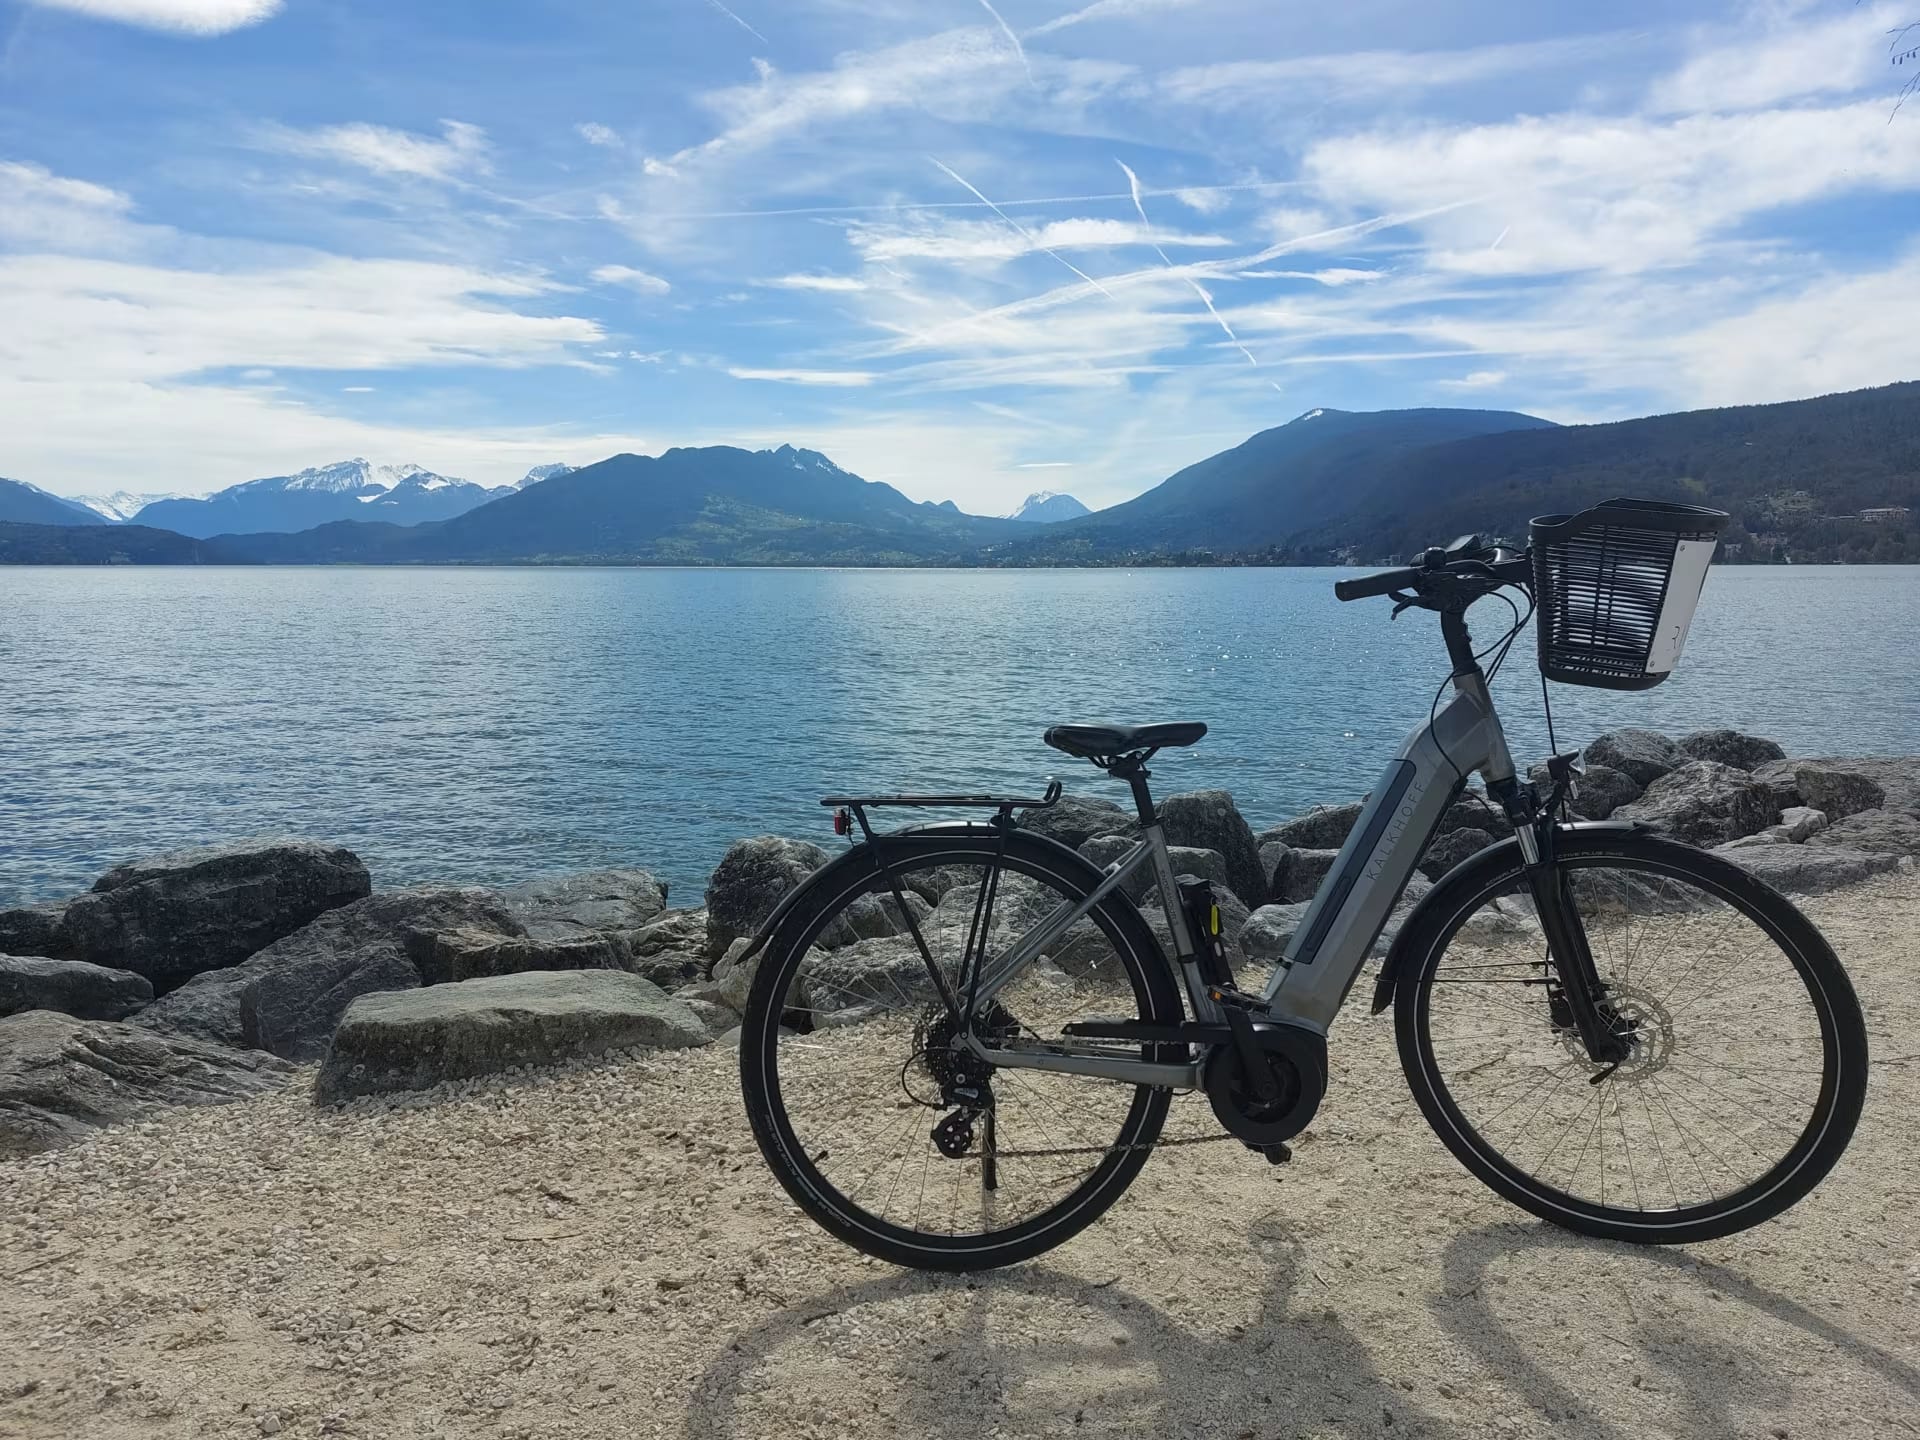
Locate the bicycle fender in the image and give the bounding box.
[1368,820,1644,1014]
[730,821,1118,966]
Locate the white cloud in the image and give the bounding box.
[24,0,279,35]
[0,161,141,251]
[1026,0,1202,38]
[726,367,876,386]
[1173,186,1231,215]
[847,216,1230,264]
[575,122,621,147]
[262,119,490,182]
[642,156,680,177]
[763,273,868,292]
[590,264,672,294]
[341,385,374,392]
[1647,4,1895,113]
[1439,369,1509,390]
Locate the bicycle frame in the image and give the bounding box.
[963,669,1522,1089]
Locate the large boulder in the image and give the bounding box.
[1258,841,1291,902]
[1676,729,1786,771]
[0,1011,294,1158]
[1614,761,1777,846]
[412,927,629,985]
[1713,843,1900,894]
[619,908,711,988]
[818,889,934,949]
[1158,790,1266,908]
[1749,761,1886,823]
[1278,848,1339,904]
[705,836,831,957]
[1529,762,1642,820]
[1436,795,1516,839]
[803,937,940,1020]
[0,901,74,960]
[137,886,520,1058]
[501,868,668,940]
[1077,835,1227,901]
[1241,902,1312,960]
[1142,879,1251,964]
[313,970,709,1104]
[1421,828,1494,881]
[1262,803,1362,852]
[1584,729,1682,787]
[61,839,371,989]
[1019,794,1137,848]
[0,954,153,1021]
[1807,809,1920,856]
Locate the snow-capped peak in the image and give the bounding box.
[1006,490,1092,523]
[515,463,574,489]
[68,490,183,522]
[270,458,380,493]
[1294,408,1326,422]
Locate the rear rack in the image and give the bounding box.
[819,779,1063,811]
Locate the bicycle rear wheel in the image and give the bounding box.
[1394,830,1867,1244]
[738,828,1181,1270]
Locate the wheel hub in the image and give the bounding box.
[1557,981,1675,1080]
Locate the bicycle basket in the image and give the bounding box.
[1530,498,1729,691]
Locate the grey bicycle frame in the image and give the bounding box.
[965,671,1519,1089]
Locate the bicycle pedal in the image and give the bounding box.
[1243,1141,1292,1165]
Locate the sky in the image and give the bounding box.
[3,0,1918,511]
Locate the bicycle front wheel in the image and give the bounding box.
[738,828,1182,1271]
[1394,830,1868,1244]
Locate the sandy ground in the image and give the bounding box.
[2,874,1916,1440]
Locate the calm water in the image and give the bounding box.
[3,566,1916,906]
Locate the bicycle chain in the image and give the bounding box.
[980,1131,1240,1160]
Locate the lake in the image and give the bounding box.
[3,566,1916,907]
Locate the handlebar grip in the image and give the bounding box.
[1334,566,1422,602]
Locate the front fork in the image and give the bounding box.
[1492,774,1632,1066]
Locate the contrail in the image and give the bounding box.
[1119,159,1257,365]
[651,179,1306,220]
[976,0,1033,83]
[1489,225,1510,250]
[929,157,1115,298]
[700,0,767,44]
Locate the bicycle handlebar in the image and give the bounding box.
[1334,549,1531,603]
[1333,566,1425,602]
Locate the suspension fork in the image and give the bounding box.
[1499,785,1630,1064]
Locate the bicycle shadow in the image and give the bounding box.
[684,1210,1466,1440]
[1433,1222,1920,1439]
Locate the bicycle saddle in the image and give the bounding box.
[1042,721,1208,759]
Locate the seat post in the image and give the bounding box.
[1109,753,1157,826]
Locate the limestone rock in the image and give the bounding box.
[1019,794,1137,848]
[314,970,709,1104]
[1279,848,1339,904]
[705,836,831,957]
[1676,729,1786,771]
[1583,729,1682,787]
[1262,803,1362,852]
[1806,809,1920,856]
[0,901,74,960]
[1158,789,1266,908]
[1713,843,1899,894]
[1421,828,1494,881]
[1749,761,1886,823]
[0,1010,293,1158]
[0,953,153,1021]
[62,839,371,988]
[412,927,629,985]
[1614,761,1777,846]
[501,868,668,940]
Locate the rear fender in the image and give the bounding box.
[1368,820,1644,1014]
[731,820,1115,965]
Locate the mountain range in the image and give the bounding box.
[2,383,1915,566]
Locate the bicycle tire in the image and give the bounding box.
[739,827,1182,1270]
[1394,829,1868,1244]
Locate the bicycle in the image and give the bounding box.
[736,499,1869,1270]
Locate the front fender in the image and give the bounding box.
[1368,820,1644,1014]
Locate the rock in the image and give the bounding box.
[1531,762,1642,820]
[1258,840,1292,902]
[1420,828,1494,881]
[1779,806,1829,841]
[1677,729,1786,771]
[1583,729,1682,787]
[501,868,668,940]
[1807,809,1920,856]
[313,970,709,1104]
[712,937,760,1013]
[0,954,153,1021]
[129,968,248,1048]
[1713,843,1899,894]
[1279,848,1339,904]
[1242,903,1312,959]
[193,887,521,1061]
[1749,761,1886,823]
[0,1011,293,1158]
[1077,835,1227,901]
[900,865,973,905]
[803,937,941,1019]
[677,998,739,1037]
[1436,796,1516,839]
[619,908,711,987]
[1262,803,1362,852]
[62,839,371,990]
[818,889,933,949]
[412,927,629,985]
[705,836,831,958]
[1158,790,1266,908]
[1614,761,1778,846]
[1019,794,1137,848]
[1143,880,1250,962]
[0,901,73,960]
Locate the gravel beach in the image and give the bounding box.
[3,872,1916,1440]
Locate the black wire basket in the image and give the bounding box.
[1530,498,1730,691]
